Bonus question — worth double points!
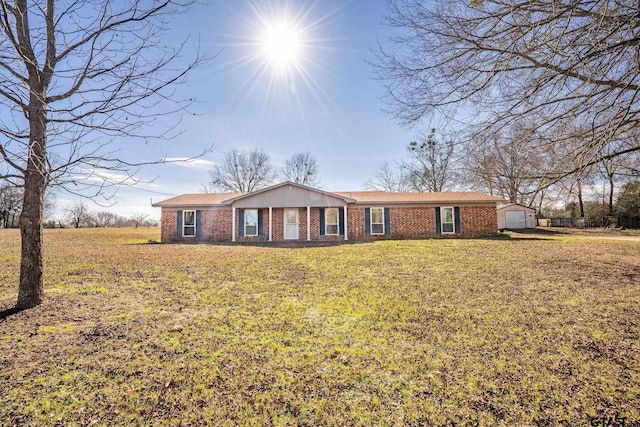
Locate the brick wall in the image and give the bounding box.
[160,209,177,242]
[311,207,347,241]
[161,208,232,242]
[346,207,436,240]
[459,206,498,237]
[236,208,289,242]
[346,206,497,239]
[160,204,498,243]
[204,209,233,241]
[347,207,366,240]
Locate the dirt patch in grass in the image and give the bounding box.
[1,228,639,425]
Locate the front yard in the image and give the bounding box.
[1,228,639,425]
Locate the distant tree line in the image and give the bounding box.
[0,187,154,229]
[60,202,157,229]
[545,182,640,221]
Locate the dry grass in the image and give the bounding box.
[1,228,639,426]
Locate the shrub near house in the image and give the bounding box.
[153,182,502,243]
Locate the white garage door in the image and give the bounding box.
[505,210,526,229]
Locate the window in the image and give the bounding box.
[325,208,339,235]
[441,207,454,233]
[371,207,384,234]
[244,209,258,236]
[183,210,196,237]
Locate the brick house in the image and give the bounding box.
[152,181,503,243]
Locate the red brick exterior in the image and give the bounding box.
[160,209,177,242]
[459,206,498,237]
[161,208,232,242]
[160,204,498,243]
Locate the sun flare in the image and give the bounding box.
[261,22,301,69]
[222,1,338,117]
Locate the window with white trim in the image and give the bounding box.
[183,210,196,237]
[441,207,454,233]
[325,208,339,235]
[245,209,258,236]
[371,207,384,234]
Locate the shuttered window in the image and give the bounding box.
[440,207,454,233]
[325,208,339,235]
[245,209,258,237]
[371,207,384,235]
[437,207,460,234]
[183,210,196,237]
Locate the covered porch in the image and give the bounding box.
[224,182,355,242]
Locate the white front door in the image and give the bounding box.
[284,209,299,240]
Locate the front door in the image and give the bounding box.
[284,209,299,240]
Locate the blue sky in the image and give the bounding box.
[54,0,420,219]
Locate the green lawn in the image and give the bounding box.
[1,228,639,426]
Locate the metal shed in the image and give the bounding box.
[497,203,537,230]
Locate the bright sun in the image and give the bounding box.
[261,22,301,69]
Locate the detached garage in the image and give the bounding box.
[497,204,537,230]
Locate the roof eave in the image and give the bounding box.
[349,200,503,205]
[152,203,228,208]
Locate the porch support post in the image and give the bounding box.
[269,207,273,241]
[306,206,311,241]
[343,205,348,240]
[232,207,236,242]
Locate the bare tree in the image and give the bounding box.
[208,148,277,193]
[406,129,456,192]
[375,0,640,176]
[64,202,92,228]
[463,123,552,208]
[282,152,320,187]
[0,185,22,228]
[130,212,149,229]
[365,160,414,192]
[598,137,639,215]
[365,129,456,193]
[0,1,204,308]
[93,211,120,228]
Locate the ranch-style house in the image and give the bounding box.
[152,181,504,243]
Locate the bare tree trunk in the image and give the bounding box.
[17,98,47,309]
[608,175,615,216]
[577,180,585,218]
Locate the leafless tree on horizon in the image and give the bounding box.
[207,148,278,193]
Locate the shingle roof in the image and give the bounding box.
[334,191,506,204]
[152,189,505,207]
[151,193,242,207]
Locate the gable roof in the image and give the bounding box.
[497,203,537,211]
[152,183,505,208]
[221,181,356,205]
